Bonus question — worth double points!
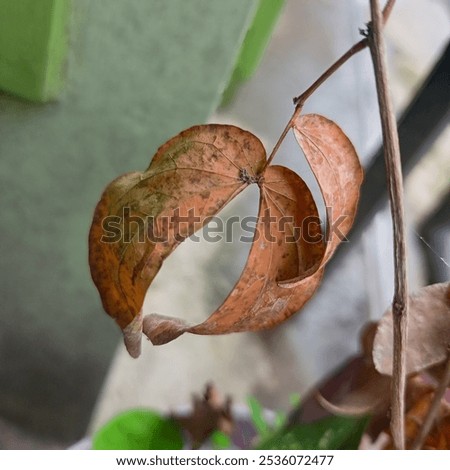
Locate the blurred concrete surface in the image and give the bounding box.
[0,0,258,447]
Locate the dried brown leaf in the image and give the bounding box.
[373,283,450,376]
[89,115,363,352]
[144,165,325,344]
[89,125,266,356]
[173,384,233,449]
[383,376,450,449]
[280,114,363,287]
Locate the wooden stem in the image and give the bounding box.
[368,0,408,450]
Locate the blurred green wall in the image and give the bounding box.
[0,0,258,442]
[0,0,70,101]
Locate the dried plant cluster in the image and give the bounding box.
[87,0,449,450]
[318,283,450,449]
[89,116,362,354]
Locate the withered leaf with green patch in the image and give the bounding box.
[89,115,363,354]
[89,125,266,356]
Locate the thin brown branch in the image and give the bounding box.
[293,0,396,106]
[267,0,396,166]
[368,0,408,450]
[412,354,450,450]
[264,105,302,168]
[382,0,397,21]
[293,39,367,107]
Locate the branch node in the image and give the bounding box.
[292,96,303,107]
[359,22,372,38]
[392,299,407,317]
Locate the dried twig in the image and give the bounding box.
[412,354,450,449]
[367,0,408,450]
[265,0,396,168]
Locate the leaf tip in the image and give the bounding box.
[122,312,143,358]
[143,314,188,345]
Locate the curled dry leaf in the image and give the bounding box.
[89,114,363,353]
[89,125,266,356]
[373,283,450,376]
[143,115,362,345]
[279,114,363,287]
[144,165,325,345]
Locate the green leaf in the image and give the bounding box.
[289,393,301,408]
[274,411,286,430]
[93,409,183,450]
[247,396,271,438]
[256,415,368,450]
[211,431,232,450]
